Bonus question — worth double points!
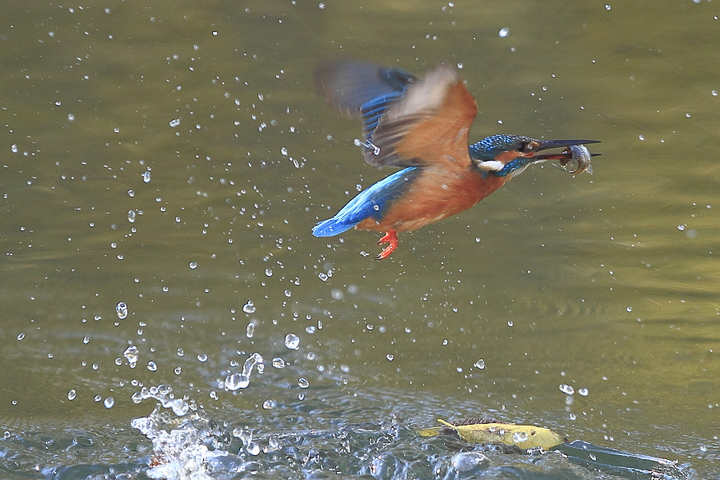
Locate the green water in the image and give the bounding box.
[0,0,718,478]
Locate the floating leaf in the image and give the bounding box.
[420,419,689,478]
[418,418,564,450]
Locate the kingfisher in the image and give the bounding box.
[312,59,599,260]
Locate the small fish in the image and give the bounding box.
[559,144,593,175]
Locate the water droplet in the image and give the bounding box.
[170,399,189,416]
[298,377,309,388]
[272,357,286,368]
[147,361,157,372]
[17,333,25,341]
[626,306,633,312]
[268,436,280,451]
[197,353,208,362]
[104,397,115,408]
[712,89,718,96]
[116,301,128,319]
[262,399,276,409]
[142,170,151,183]
[127,189,135,198]
[189,261,197,269]
[604,4,611,11]
[559,384,575,395]
[127,210,136,223]
[677,224,686,231]
[474,359,485,370]
[498,27,510,38]
[242,300,256,314]
[225,353,263,390]
[284,333,300,350]
[123,345,139,366]
[169,118,180,127]
[67,113,75,122]
[225,372,249,390]
[512,431,528,442]
[265,268,273,277]
[68,389,76,401]
[578,388,589,397]
[11,144,18,153]
[246,322,255,338]
[280,146,288,156]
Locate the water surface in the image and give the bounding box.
[1,1,718,478]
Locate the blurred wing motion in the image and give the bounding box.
[315,59,478,169]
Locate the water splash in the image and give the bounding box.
[130,387,225,479]
[224,353,264,391]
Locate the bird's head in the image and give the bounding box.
[469,134,600,178]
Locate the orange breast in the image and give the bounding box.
[355,166,508,233]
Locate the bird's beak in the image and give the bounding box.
[476,139,601,175]
[531,140,601,175]
[531,139,601,161]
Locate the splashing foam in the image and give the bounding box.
[131,386,228,479]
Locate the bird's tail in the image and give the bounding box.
[312,217,357,237]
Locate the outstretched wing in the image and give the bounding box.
[315,59,416,165]
[315,60,478,169]
[314,59,417,116]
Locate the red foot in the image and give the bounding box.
[375,230,399,260]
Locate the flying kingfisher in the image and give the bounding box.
[312,59,599,260]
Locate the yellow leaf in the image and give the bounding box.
[419,418,564,450]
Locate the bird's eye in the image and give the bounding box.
[517,141,532,153]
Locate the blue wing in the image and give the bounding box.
[315,59,418,166]
[312,167,420,237]
[314,59,416,116]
